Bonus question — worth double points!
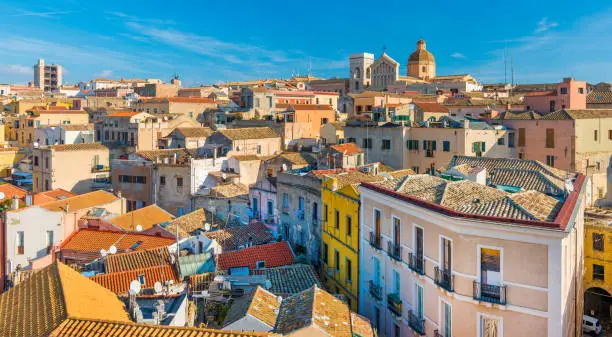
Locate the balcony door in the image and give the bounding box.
[252,197,258,216]
[480,248,501,285]
[441,237,452,271]
[374,209,381,237]
[393,217,400,246]
[373,257,380,286]
[415,227,423,260]
[417,284,424,320]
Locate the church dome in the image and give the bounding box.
[408,40,435,64]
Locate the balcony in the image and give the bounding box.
[369,232,382,250]
[369,280,382,301]
[473,281,507,305]
[387,293,402,317]
[408,310,425,335]
[387,241,402,261]
[91,165,110,173]
[297,209,305,220]
[408,252,424,275]
[434,266,454,292]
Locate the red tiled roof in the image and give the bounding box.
[142,97,216,104]
[0,184,27,202]
[330,143,363,155]
[414,102,448,113]
[60,229,175,253]
[33,188,76,205]
[89,265,179,295]
[216,241,294,270]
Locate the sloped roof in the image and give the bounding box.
[218,127,280,140]
[539,109,612,120]
[330,143,363,155]
[163,208,209,238]
[276,152,317,165]
[252,264,321,297]
[587,91,612,104]
[224,286,281,328]
[51,143,108,152]
[106,111,141,117]
[414,102,448,113]
[494,110,543,120]
[107,204,174,231]
[203,221,275,252]
[0,183,27,202]
[105,246,171,274]
[176,126,214,138]
[50,319,276,337]
[40,190,118,212]
[211,183,249,198]
[449,155,567,181]
[274,285,353,337]
[217,241,294,270]
[0,262,130,337]
[60,229,175,253]
[33,189,76,205]
[89,264,179,295]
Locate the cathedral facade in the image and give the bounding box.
[349,39,436,93]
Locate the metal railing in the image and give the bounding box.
[473,281,507,305]
[387,241,402,261]
[408,310,425,335]
[408,252,425,275]
[369,280,382,301]
[369,232,382,250]
[387,293,402,317]
[434,266,454,292]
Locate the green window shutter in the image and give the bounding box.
[432,140,437,151]
[481,142,486,152]
[407,140,412,150]
[472,142,477,153]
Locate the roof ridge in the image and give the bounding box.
[504,195,539,221]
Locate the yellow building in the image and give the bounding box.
[0,147,25,177]
[584,208,612,317]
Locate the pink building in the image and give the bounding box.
[523,77,586,113]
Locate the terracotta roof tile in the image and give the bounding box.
[587,91,612,104]
[216,241,294,270]
[218,127,280,140]
[40,190,118,212]
[107,111,141,117]
[176,126,214,138]
[60,229,174,253]
[224,286,281,328]
[90,264,179,295]
[351,312,375,337]
[211,183,249,198]
[32,189,76,205]
[50,143,108,152]
[105,247,171,273]
[163,208,209,238]
[0,183,27,202]
[50,318,277,337]
[108,204,174,231]
[203,221,275,252]
[0,262,130,337]
[524,90,556,97]
[539,109,612,120]
[330,143,363,155]
[414,102,448,113]
[142,97,216,104]
[252,264,321,297]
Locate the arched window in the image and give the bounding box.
[353,67,361,79]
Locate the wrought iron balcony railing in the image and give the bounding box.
[408,252,424,275]
[434,266,454,292]
[387,241,402,261]
[369,232,382,250]
[387,293,402,317]
[369,280,382,301]
[408,310,425,335]
[473,281,507,305]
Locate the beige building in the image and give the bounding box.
[32,143,110,194]
[206,127,281,157]
[320,122,345,145]
[136,97,217,119]
[359,158,586,337]
[19,108,89,147]
[34,59,62,92]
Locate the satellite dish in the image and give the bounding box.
[265,280,272,289]
[204,223,211,231]
[281,164,288,171]
[136,224,143,232]
[129,280,141,295]
[100,249,108,257]
[154,282,163,294]
[222,173,227,180]
[0,192,6,200]
[109,245,118,255]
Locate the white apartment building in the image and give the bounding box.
[358,158,586,337]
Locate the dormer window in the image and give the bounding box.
[256,261,266,269]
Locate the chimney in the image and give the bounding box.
[11,195,19,210]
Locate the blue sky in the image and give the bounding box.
[1,0,611,86]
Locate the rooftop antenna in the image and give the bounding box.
[511,56,515,87]
[504,43,508,85]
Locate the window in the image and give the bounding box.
[362,138,372,149]
[394,323,400,337]
[45,157,49,169]
[422,66,426,72]
[255,98,260,108]
[508,132,515,148]
[594,233,605,251]
[594,264,605,281]
[45,230,54,254]
[497,137,505,145]
[138,274,146,285]
[579,88,584,94]
[406,139,418,150]
[334,250,340,271]
[283,193,289,209]
[546,155,555,167]
[374,209,381,236]
[298,196,304,211]
[441,301,452,337]
[441,237,452,272]
[546,128,555,148]
[357,154,362,166]
[346,258,352,282]
[266,96,272,108]
[473,142,485,156]
[136,176,146,184]
[412,166,420,174]
[176,176,184,187]
[45,180,50,191]
[518,152,525,160]
[346,215,352,237]
[442,141,450,152]
[257,145,262,154]
[323,203,328,221]
[16,231,24,255]
[347,137,356,143]
[160,176,166,186]
[423,140,436,151]
[382,139,391,150]
[560,87,568,94]
[335,209,340,229]
[595,130,599,141]
[34,156,39,166]
[323,243,329,264]
[518,128,525,147]
[609,130,612,140]
[393,269,400,295]
[256,261,266,269]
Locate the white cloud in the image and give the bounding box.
[95,70,113,78]
[535,17,559,33]
[0,64,31,75]
[12,9,74,18]
[451,52,466,59]
[105,11,175,25]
